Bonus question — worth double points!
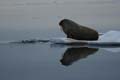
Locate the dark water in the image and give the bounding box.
[0,0,120,80]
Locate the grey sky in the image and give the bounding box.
[0,0,120,33]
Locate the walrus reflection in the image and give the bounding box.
[60,47,98,66]
[59,19,99,40]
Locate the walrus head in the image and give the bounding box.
[59,19,99,40]
[59,19,74,33]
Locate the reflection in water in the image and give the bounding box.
[60,47,98,66]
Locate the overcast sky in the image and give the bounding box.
[0,0,120,30]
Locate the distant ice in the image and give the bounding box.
[98,31,120,52]
[0,31,120,52]
[49,31,120,52]
[99,30,120,42]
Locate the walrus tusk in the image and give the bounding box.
[59,19,99,40]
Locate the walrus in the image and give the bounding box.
[59,19,99,40]
[60,47,98,66]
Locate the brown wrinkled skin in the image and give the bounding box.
[59,19,99,40]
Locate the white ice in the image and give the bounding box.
[50,31,120,52]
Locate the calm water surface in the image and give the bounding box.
[0,0,120,80]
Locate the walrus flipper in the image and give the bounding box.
[59,19,99,40]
